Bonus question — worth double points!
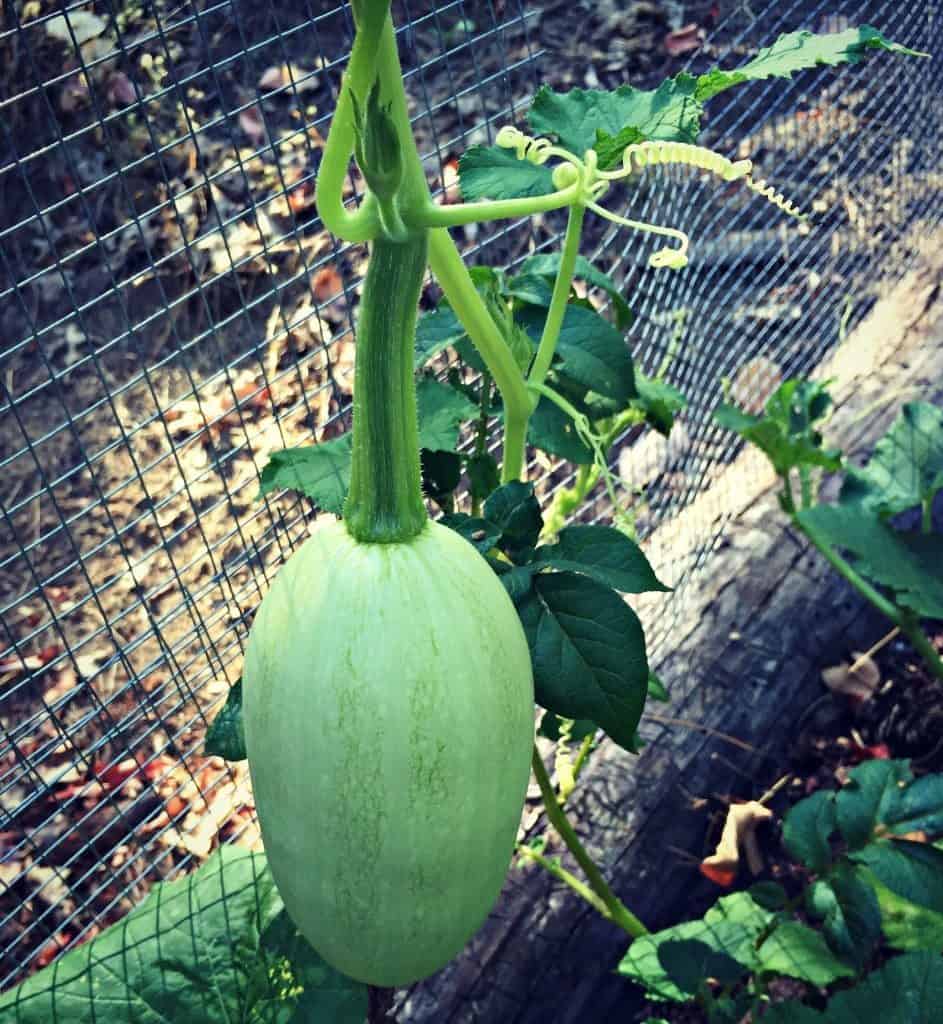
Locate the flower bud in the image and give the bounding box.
[352,80,403,202]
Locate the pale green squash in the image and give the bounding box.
[243,519,534,986]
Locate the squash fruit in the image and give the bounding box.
[243,233,535,985]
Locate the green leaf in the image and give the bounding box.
[415,376,478,452]
[714,379,841,477]
[518,252,633,329]
[421,448,462,502]
[0,847,364,1023]
[483,481,544,562]
[491,563,536,604]
[458,144,555,201]
[782,789,837,872]
[537,713,597,743]
[527,394,595,464]
[466,452,500,504]
[504,272,556,308]
[204,678,246,761]
[617,893,770,1001]
[528,76,702,163]
[695,26,926,102]
[647,671,669,703]
[835,759,913,849]
[634,371,687,437]
[534,524,669,593]
[807,866,881,968]
[850,840,943,915]
[261,910,367,1023]
[757,921,855,986]
[840,402,943,516]
[861,853,943,951]
[258,434,353,514]
[439,512,502,554]
[414,305,468,369]
[749,881,788,910]
[797,506,943,619]
[519,304,635,403]
[657,938,746,995]
[883,772,943,837]
[517,571,648,752]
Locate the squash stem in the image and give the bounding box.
[530,746,648,938]
[344,234,429,543]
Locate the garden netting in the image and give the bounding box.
[0,0,940,992]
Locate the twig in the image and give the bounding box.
[644,712,755,752]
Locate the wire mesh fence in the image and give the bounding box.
[0,0,940,995]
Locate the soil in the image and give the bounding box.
[635,624,943,1022]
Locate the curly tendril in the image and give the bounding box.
[604,140,754,182]
[493,124,806,269]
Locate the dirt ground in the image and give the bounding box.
[0,0,935,991]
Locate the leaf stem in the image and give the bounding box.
[413,184,582,229]
[899,613,943,683]
[530,746,648,938]
[516,845,612,919]
[426,229,531,482]
[527,203,586,400]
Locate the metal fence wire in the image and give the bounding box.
[0,0,940,992]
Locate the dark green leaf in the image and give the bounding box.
[782,789,837,872]
[0,847,294,1023]
[415,376,478,452]
[534,524,669,593]
[528,76,702,162]
[634,371,687,437]
[527,394,595,464]
[749,881,788,910]
[518,252,633,329]
[504,272,556,308]
[204,678,246,761]
[850,840,943,915]
[517,571,648,751]
[835,759,913,849]
[458,144,555,201]
[695,27,926,103]
[421,449,462,502]
[261,910,367,1024]
[757,921,855,985]
[883,772,943,836]
[414,305,467,369]
[861,856,943,952]
[762,951,943,1023]
[647,671,669,703]
[258,434,353,514]
[807,866,881,967]
[840,402,943,516]
[617,893,769,1001]
[483,481,543,562]
[658,938,746,995]
[797,506,943,618]
[466,452,501,504]
[537,713,597,743]
[439,513,502,554]
[519,304,635,403]
[488,560,536,603]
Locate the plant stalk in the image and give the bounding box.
[344,234,429,543]
[530,747,648,938]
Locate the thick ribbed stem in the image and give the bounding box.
[344,234,429,543]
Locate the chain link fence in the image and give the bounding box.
[0,0,940,994]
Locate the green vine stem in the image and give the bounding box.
[426,229,532,483]
[527,203,586,399]
[530,747,648,938]
[516,845,612,919]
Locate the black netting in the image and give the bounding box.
[0,0,939,993]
